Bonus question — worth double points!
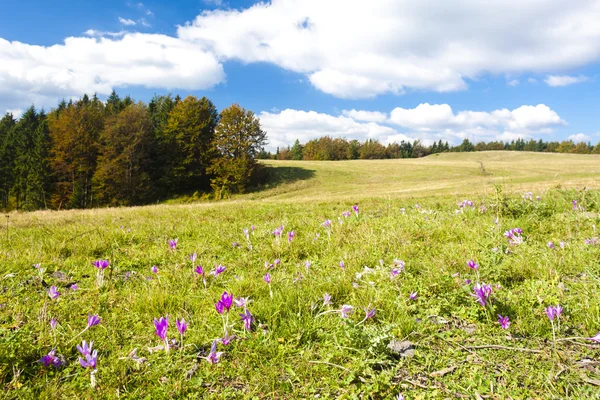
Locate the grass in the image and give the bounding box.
[1,152,600,399]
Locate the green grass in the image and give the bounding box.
[1,152,600,399]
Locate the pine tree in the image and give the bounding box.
[290,139,304,160]
[0,113,17,209]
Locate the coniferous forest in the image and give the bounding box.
[0,92,266,211]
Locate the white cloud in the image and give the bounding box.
[5,108,23,118]
[178,0,600,98]
[203,0,224,6]
[544,75,589,87]
[341,109,388,123]
[0,34,225,112]
[259,109,413,151]
[260,103,565,150]
[507,79,520,86]
[138,18,151,28]
[84,29,127,38]
[118,17,137,26]
[568,133,591,142]
[528,78,538,84]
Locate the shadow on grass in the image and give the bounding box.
[250,165,317,193]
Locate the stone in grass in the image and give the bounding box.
[387,339,415,358]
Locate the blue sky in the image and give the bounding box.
[1,0,600,149]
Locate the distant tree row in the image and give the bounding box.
[0,92,266,211]
[263,137,600,161]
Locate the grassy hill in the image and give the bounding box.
[251,151,600,201]
[2,152,600,398]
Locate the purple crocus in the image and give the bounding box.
[323,293,332,306]
[498,315,510,329]
[220,292,233,312]
[151,265,158,274]
[572,200,578,210]
[504,228,524,245]
[234,296,251,309]
[38,349,63,368]
[215,301,225,315]
[220,331,236,345]
[243,228,249,239]
[547,241,555,249]
[195,265,204,275]
[77,341,98,369]
[409,291,418,301]
[50,318,57,330]
[176,318,188,335]
[339,261,345,270]
[240,309,254,331]
[263,273,271,284]
[352,205,359,216]
[274,258,281,266]
[48,286,60,299]
[204,340,223,364]
[472,283,493,307]
[340,305,354,319]
[154,316,169,340]
[587,332,600,343]
[211,264,226,276]
[322,219,332,228]
[70,283,78,290]
[342,211,351,218]
[92,260,110,270]
[546,305,562,321]
[87,314,102,328]
[273,225,284,237]
[190,253,197,263]
[364,307,376,320]
[168,239,178,250]
[288,230,295,243]
[467,259,479,270]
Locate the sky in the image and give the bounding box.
[2,0,600,150]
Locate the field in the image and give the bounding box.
[1,151,600,399]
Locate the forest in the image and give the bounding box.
[0,92,266,211]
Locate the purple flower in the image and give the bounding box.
[220,292,233,312]
[498,315,510,329]
[323,293,332,306]
[340,305,354,319]
[288,230,295,243]
[154,316,169,340]
[234,296,251,309]
[364,306,376,320]
[504,228,524,245]
[339,261,345,270]
[38,349,62,368]
[546,305,562,321]
[243,228,249,239]
[190,253,197,263]
[240,309,254,331]
[322,219,332,228]
[168,239,178,250]
[409,291,418,301]
[77,341,98,369]
[92,260,110,270]
[479,205,487,213]
[352,205,359,216]
[572,200,578,210]
[547,241,555,249]
[559,241,566,249]
[204,340,223,364]
[263,273,271,284]
[587,332,600,343]
[273,225,284,237]
[342,211,351,218]
[176,318,188,335]
[305,260,312,269]
[460,200,474,208]
[195,265,204,275]
[393,259,405,271]
[464,279,472,285]
[251,225,255,232]
[396,395,405,400]
[151,265,158,274]
[215,301,225,315]
[232,242,240,248]
[274,258,281,266]
[467,259,479,270]
[48,286,60,299]
[87,314,102,328]
[211,264,226,276]
[220,331,236,345]
[472,283,493,307]
[50,318,57,330]
[70,283,78,290]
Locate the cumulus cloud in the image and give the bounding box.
[507,79,520,87]
[341,109,388,123]
[0,34,225,112]
[568,133,591,142]
[178,0,600,98]
[544,75,589,87]
[260,103,566,150]
[118,17,137,26]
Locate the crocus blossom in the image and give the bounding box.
[240,309,254,331]
[587,332,600,343]
[220,292,233,311]
[92,260,110,270]
[263,273,271,284]
[190,253,197,263]
[38,349,63,368]
[339,261,345,270]
[340,305,354,319]
[176,318,188,335]
[352,205,359,215]
[547,242,555,249]
[168,239,178,249]
[50,318,57,330]
[472,283,493,306]
[322,219,332,228]
[467,259,479,270]
[77,341,98,369]
[409,292,418,301]
[546,305,563,321]
[498,315,510,329]
[504,228,524,245]
[151,265,158,274]
[204,340,223,364]
[234,296,251,309]
[195,265,204,275]
[342,211,351,218]
[48,286,60,299]
[211,264,226,276]
[288,231,295,243]
[323,293,332,306]
[87,314,102,328]
[154,316,168,340]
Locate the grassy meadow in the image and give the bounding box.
[1,151,600,399]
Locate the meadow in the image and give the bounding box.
[1,151,600,399]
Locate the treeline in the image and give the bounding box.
[0,92,266,211]
[265,137,600,160]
